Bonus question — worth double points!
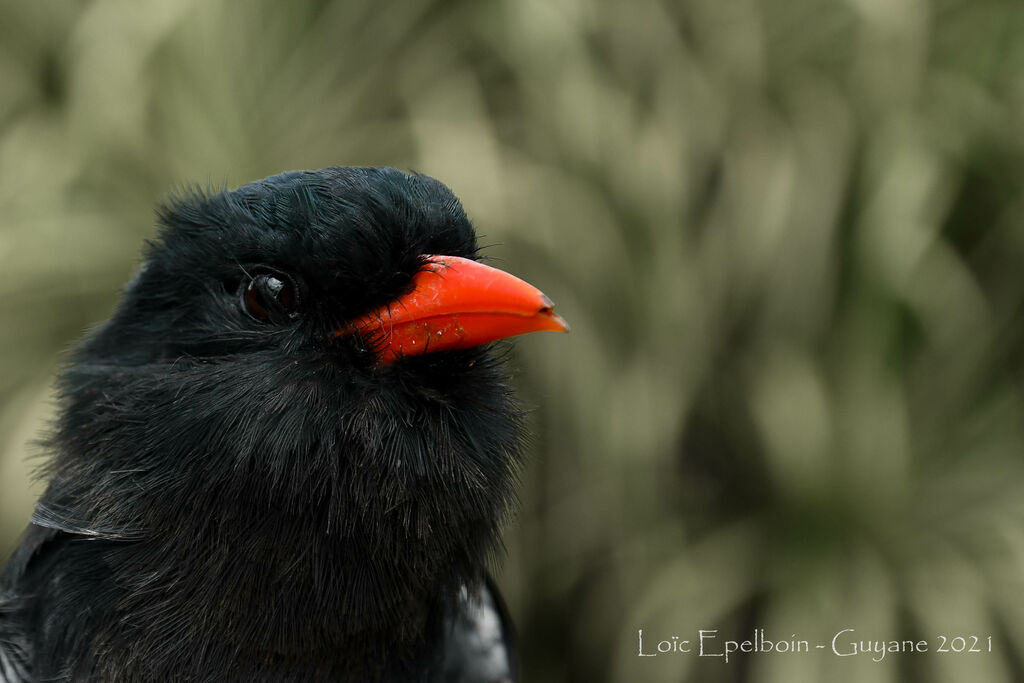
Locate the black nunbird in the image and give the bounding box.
[0,167,568,682]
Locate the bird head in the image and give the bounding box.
[37,167,567,646]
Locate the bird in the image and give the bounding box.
[0,167,568,682]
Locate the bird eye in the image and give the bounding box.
[241,268,300,323]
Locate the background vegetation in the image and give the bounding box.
[4,1,1024,681]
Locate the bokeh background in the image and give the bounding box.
[3,0,1024,681]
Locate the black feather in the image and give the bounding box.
[0,167,525,682]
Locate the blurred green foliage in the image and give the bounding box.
[4,0,1024,681]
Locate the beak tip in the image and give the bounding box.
[547,311,571,333]
[537,294,570,334]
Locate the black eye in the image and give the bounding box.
[241,268,300,323]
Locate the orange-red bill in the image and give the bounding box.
[345,255,569,363]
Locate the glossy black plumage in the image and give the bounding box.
[0,167,527,682]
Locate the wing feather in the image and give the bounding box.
[0,524,66,683]
[437,575,519,683]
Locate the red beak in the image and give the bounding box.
[346,255,569,364]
